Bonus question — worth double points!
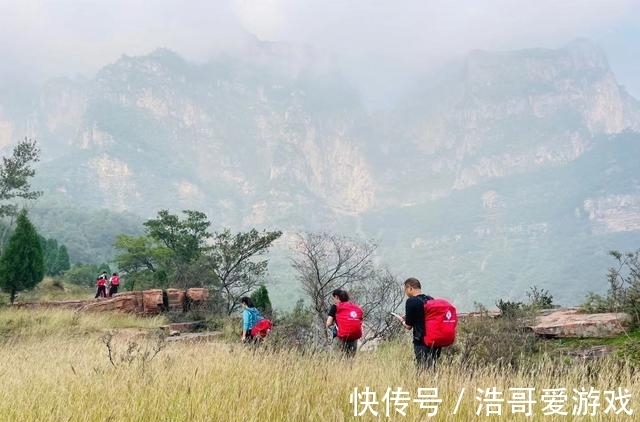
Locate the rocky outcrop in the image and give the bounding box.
[79,288,209,314]
[528,308,632,338]
[165,288,186,312]
[185,288,208,304]
[79,292,142,313]
[456,308,633,339]
[14,288,210,315]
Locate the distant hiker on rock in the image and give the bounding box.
[108,272,120,297]
[94,275,107,299]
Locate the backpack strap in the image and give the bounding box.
[419,294,434,304]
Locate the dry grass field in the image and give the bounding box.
[0,308,637,421]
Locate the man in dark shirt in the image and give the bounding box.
[401,277,442,372]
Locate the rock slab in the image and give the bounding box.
[529,308,632,338]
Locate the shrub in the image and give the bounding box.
[579,292,612,313]
[265,299,321,353]
[495,299,525,319]
[617,339,640,370]
[63,264,101,287]
[606,250,640,325]
[250,285,273,317]
[580,250,640,327]
[452,314,539,371]
[526,285,554,310]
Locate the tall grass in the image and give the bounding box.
[0,308,167,339]
[0,308,637,421]
[10,277,94,302]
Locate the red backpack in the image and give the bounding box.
[423,298,457,347]
[335,302,363,341]
[250,318,272,338]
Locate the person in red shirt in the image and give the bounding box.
[108,273,120,297]
[325,289,363,358]
[94,276,107,298]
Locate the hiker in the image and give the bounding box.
[240,297,262,343]
[326,289,363,358]
[94,275,107,298]
[108,272,120,297]
[400,277,442,372]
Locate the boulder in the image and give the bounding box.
[529,308,632,338]
[80,292,140,313]
[142,289,164,314]
[165,289,186,312]
[186,288,209,304]
[111,292,142,312]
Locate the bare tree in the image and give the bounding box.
[291,232,376,330]
[351,268,405,346]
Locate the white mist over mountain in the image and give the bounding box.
[1,1,639,104]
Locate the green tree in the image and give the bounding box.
[143,209,211,265]
[39,237,59,276]
[55,245,70,274]
[144,209,212,288]
[115,210,212,290]
[97,263,111,279]
[0,138,42,251]
[114,234,168,290]
[207,228,282,314]
[0,210,44,303]
[37,236,71,277]
[63,263,100,286]
[114,210,281,312]
[250,284,273,317]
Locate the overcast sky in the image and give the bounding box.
[1,0,639,99]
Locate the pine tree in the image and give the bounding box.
[55,245,70,275]
[250,285,273,317]
[0,210,44,304]
[43,237,59,275]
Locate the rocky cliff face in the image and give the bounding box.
[21,48,376,221]
[382,40,638,201]
[583,194,640,234]
[3,39,640,310]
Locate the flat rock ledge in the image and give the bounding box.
[14,288,209,315]
[528,308,632,338]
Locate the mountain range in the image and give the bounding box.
[0,38,638,311]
